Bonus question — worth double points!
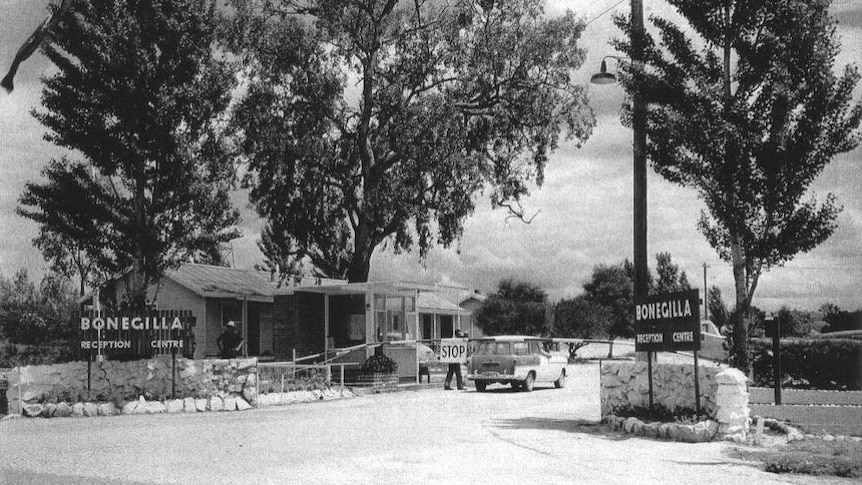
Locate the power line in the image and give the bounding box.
[585,0,627,27]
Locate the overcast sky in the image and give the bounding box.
[1,0,860,312]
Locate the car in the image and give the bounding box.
[466,335,568,392]
[699,320,728,361]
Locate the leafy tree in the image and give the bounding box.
[775,306,813,338]
[614,0,862,373]
[652,251,691,295]
[583,264,633,338]
[226,0,595,281]
[0,269,77,346]
[18,0,240,309]
[474,279,549,336]
[553,295,611,339]
[32,224,101,297]
[707,285,729,331]
[823,309,862,333]
[819,302,841,320]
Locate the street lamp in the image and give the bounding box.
[589,57,619,85]
[591,0,652,402]
[590,44,649,311]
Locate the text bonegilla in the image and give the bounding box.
[635,299,692,321]
[80,316,184,331]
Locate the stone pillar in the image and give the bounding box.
[715,368,749,440]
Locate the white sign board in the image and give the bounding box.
[439,338,469,364]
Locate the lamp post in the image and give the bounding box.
[591,0,648,313]
[592,0,652,408]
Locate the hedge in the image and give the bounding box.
[751,338,862,390]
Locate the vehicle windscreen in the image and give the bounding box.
[476,341,512,355]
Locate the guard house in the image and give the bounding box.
[273,281,425,361]
[86,264,467,367]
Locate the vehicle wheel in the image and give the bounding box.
[554,370,567,388]
[522,373,535,392]
[475,381,487,392]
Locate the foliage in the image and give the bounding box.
[823,309,862,333]
[614,0,862,374]
[775,306,814,338]
[361,355,398,375]
[731,440,862,478]
[651,252,691,295]
[570,253,690,339]
[553,295,611,339]
[474,279,549,336]
[750,337,862,390]
[18,0,240,309]
[583,263,633,338]
[0,269,77,347]
[611,404,707,425]
[0,342,75,368]
[225,0,595,281]
[707,286,729,330]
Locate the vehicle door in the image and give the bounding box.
[526,340,550,381]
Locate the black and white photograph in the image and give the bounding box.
[1,0,860,483]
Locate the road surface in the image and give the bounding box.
[0,363,853,485]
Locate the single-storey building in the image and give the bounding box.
[85,264,484,364]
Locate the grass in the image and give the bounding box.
[730,440,862,478]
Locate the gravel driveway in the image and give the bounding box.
[0,362,855,485]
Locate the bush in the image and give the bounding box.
[0,340,75,367]
[611,405,707,424]
[751,337,862,390]
[361,355,398,375]
[731,440,862,478]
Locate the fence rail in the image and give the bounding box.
[257,362,357,402]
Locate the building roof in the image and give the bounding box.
[459,292,487,305]
[167,264,276,302]
[418,292,465,314]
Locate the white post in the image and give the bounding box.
[17,367,22,415]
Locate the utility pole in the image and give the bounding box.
[703,263,709,322]
[631,0,647,310]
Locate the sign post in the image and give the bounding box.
[765,316,781,405]
[634,289,701,413]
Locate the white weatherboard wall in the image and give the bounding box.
[601,362,749,437]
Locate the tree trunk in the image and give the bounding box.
[729,234,751,374]
[347,220,374,283]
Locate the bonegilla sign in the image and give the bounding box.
[634,289,701,352]
[78,312,194,358]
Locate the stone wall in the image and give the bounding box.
[5,357,258,415]
[601,362,749,439]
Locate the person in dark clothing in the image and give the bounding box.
[444,329,467,390]
[216,321,244,359]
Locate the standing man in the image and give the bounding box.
[217,321,244,359]
[444,329,467,390]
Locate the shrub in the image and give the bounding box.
[730,440,862,478]
[0,340,75,367]
[361,355,398,375]
[611,405,707,424]
[751,337,862,390]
